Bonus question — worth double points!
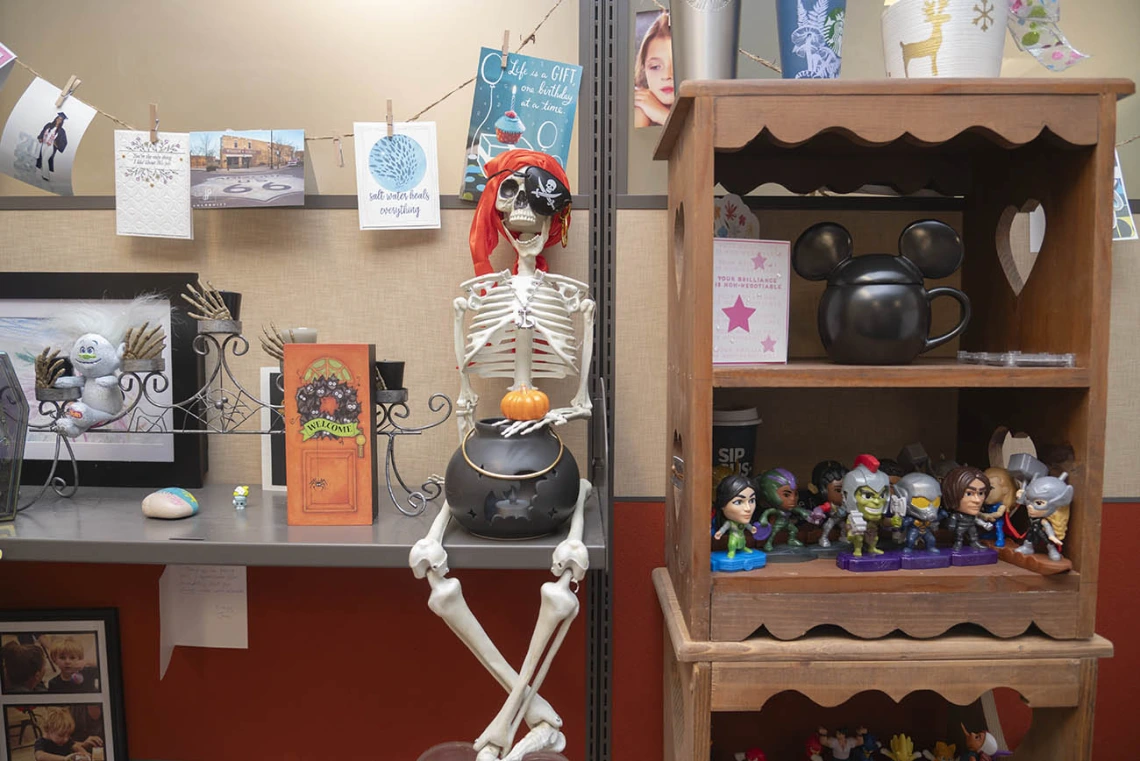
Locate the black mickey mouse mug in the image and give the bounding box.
[793,220,972,365]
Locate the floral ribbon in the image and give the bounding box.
[1007,0,1088,71]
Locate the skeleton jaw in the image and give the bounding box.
[504,214,551,261]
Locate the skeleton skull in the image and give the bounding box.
[494,166,571,260]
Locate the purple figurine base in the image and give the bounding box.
[900,550,952,570]
[711,549,767,573]
[836,550,902,572]
[951,546,1000,566]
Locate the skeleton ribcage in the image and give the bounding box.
[464,279,581,380]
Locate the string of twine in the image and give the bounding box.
[1119,134,1139,148]
[6,0,566,143]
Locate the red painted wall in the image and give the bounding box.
[3,501,1134,760]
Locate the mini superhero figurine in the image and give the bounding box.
[921,742,956,761]
[879,458,908,544]
[852,733,880,761]
[803,736,824,761]
[881,734,921,761]
[981,466,1016,547]
[894,472,945,553]
[1015,471,1073,562]
[806,460,849,547]
[842,456,897,557]
[757,468,812,552]
[818,726,865,760]
[733,749,766,761]
[960,723,999,761]
[713,474,759,560]
[943,466,992,551]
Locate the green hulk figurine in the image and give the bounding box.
[713,474,759,559]
[757,468,811,552]
[843,454,901,556]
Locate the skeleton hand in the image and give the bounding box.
[499,406,587,438]
[409,537,449,579]
[552,538,588,582]
[456,390,479,438]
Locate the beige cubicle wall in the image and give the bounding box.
[0,0,580,198]
[1,208,590,485]
[615,208,1140,498]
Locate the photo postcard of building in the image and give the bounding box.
[189,129,305,208]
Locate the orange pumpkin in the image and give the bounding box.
[500,385,550,421]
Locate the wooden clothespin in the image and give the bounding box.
[386,99,394,137]
[501,30,511,68]
[55,75,81,108]
[149,103,159,144]
[332,134,344,168]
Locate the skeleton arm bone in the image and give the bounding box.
[454,296,479,440]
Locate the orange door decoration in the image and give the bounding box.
[284,343,377,526]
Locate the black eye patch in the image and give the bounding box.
[522,166,571,216]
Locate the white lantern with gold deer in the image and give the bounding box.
[882,0,1008,78]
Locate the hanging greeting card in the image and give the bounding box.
[1113,151,1137,242]
[459,48,582,202]
[713,238,792,365]
[0,42,15,93]
[354,121,440,230]
[115,130,193,240]
[0,77,97,196]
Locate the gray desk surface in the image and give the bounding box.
[0,485,607,570]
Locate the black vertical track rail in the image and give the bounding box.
[581,1,616,760]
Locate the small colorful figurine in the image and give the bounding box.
[895,473,945,553]
[852,733,880,761]
[232,485,249,510]
[803,736,824,761]
[943,466,992,551]
[807,460,849,547]
[757,468,812,552]
[1016,471,1073,562]
[921,741,956,761]
[713,474,759,559]
[733,749,767,761]
[881,735,921,761]
[842,456,896,557]
[960,723,999,761]
[981,466,1016,547]
[818,726,865,760]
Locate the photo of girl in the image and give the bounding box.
[633,10,674,128]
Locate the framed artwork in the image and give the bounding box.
[0,272,207,488]
[0,608,127,761]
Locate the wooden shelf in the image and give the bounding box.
[0,485,608,570]
[712,359,1090,388]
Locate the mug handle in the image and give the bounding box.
[923,287,972,353]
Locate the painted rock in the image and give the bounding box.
[142,487,199,520]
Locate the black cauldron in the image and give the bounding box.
[793,220,971,365]
[445,418,580,539]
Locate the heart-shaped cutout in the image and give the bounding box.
[673,205,685,301]
[987,425,1038,469]
[996,200,1046,296]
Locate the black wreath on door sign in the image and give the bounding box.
[295,375,361,440]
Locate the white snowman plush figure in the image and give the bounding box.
[53,332,126,437]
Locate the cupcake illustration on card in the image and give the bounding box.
[494,110,526,145]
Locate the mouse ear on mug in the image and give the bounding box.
[898,220,964,279]
[792,222,853,281]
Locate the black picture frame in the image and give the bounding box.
[0,272,207,488]
[0,608,128,761]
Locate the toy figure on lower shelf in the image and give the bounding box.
[818,727,865,760]
[881,734,921,761]
[803,736,824,761]
[836,456,901,571]
[942,466,999,566]
[960,723,999,761]
[921,741,955,761]
[1016,472,1073,563]
[852,733,880,761]
[732,749,766,761]
[806,460,849,549]
[757,468,812,555]
[711,474,766,572]
[894,472,950,569]
[981,467,1015,547]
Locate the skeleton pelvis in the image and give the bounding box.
[445,418,580,540]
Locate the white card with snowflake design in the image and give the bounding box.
[354,121,440,230]
[115,130,193,239]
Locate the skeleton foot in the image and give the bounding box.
[502,722,567,761]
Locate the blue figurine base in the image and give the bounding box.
[837,550,901,573]
[900,549,952,570]
[711,549,767,573]
[951,546,1000,566]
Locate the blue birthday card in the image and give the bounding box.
[459,47,582,202]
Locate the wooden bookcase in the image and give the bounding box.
[654,79,1132,760]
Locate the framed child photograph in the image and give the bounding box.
[0,608,126,761]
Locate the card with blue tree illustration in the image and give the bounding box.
[354,121,440,230]
[459,48,582,202]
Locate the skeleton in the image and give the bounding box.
[410,153,595,761]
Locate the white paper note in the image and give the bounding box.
[159,564,248,679]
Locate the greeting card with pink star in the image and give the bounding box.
[713,238,790,364]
